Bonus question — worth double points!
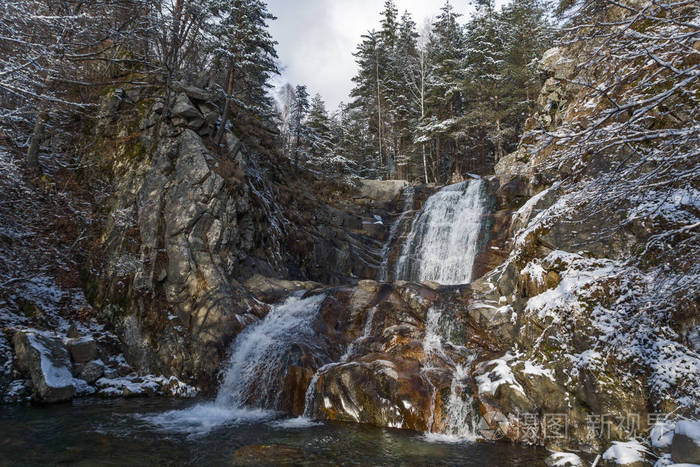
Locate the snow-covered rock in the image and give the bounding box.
[545,452,584,466]
[602,440,648,466]
[651,421,676,449]
[95,374,197,398]
[672,421,700,464]
[12,330,75,402]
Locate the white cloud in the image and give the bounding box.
[267,0,506,111]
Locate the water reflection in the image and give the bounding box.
[0,398,547,466]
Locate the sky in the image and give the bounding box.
[266,0,507,112]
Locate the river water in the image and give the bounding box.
[0,398,546,466]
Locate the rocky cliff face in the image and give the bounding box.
[461,5,699,454]
[80,85,420,390]
[1,3,696,463]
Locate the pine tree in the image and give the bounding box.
[335,102,377,178]
[290,85,310,168]
[461,0,507,169]
[499,0,554,147]
[207,0,279,146]
[393,11,421,180]
[378,0,400,177]
[307,93,334,159]
[379,0,399,50]
[349,30,387,175]
[422,0,465,182]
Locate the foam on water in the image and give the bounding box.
[421,431,477,444]
[141,404,276,436]
[268,416,323,429]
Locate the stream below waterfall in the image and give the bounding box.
[0,398,547,466]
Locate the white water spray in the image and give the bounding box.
[145,292,327,434]
[395,179,486,285]
[215,292,327,408]
[421,307,478,441]
[377,186,415,282]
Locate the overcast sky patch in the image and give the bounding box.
[266,0,506,111]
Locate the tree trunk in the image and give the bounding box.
[216,64,235,147]
[495,118,503,162]
[435,134,441,184]
[26,110,48,176]
[454,139,461,177]
[375,47,383,177]
[422,143,429,184]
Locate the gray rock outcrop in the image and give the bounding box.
[12,330,75,403]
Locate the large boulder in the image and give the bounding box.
[672,420,700,464]
[93,121,268,389]
[171,92,202,119]
[310,358,434,430]
[356,179,409,206]
[12,330,75,403]
[538,47,576,80]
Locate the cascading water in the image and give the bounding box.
[395,179,486,285]
[421,307,478,441]
[147,180,487,439]
[377,187,415,282]
[215,292,327,408]
[145,292,327,434]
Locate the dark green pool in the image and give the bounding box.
[0,398,547,466]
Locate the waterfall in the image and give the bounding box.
[145,292,327,434]
[215,292,327,408]
[395,179,486,285]
[421,307,478,441]
[377,187,415,282]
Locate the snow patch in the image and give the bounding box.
[475,354,525,396]
[546,452,584,467]
[602,440,648,465]
[521,360,555,381]
[675,420,700,445]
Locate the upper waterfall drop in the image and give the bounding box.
[394,179,486,285]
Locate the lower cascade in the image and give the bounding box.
[147,293,328,433]
[215,292,328,409]
[394,179,486,285]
